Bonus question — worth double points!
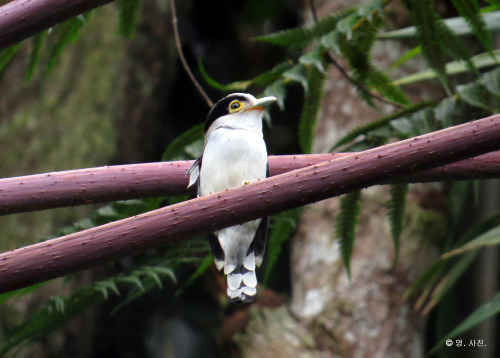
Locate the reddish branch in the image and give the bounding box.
[1,152,500,216]
[0,0,112,50]
[0,114,500,293]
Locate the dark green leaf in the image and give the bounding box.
[119,0,141,38]
[25,31,48,80]
[161,123,204,161]
[366,67,411,106]
[332,101,431,150]
[451,0,495,60]
[0,43,21,72]
[46,16,88,76]
[298,65,327,153]
[254,8,356,48]
[336,190,362,278]
[406,0,450,92]
[387,183,408,264]
[263,209,300,285]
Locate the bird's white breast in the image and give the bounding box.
[200,126,267,195]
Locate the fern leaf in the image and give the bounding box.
[0,43,21,72]
[283,63,309,91]
[456,81,491,110]
[254,8,356,48]
[406,0,450,93]
[298,65,327,153]
[481,66,500,96]
[25,31,48,80]
[451,0,495,60]
[366,66,411,106]
[434,13,478,78]
[161,123,204,161]
[336,190,362,278]
[357,0,384,21]
[390,45,421,69]
[433,97,457,127]
[261,78,287,111]
[332,101,431,150]
[119,0,141,38]
[263,209,300,285]
[199,60,291,92]
[387,183,408,264]
[299,47,326,73]
[46,16,88,76]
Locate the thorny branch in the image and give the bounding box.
[1,153,500,216]
[1,113,500,293]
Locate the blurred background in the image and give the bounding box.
[0,0,499,357]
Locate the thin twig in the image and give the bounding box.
[170,0,213,107]
[307,0,404,109]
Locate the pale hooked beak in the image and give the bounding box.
[247,96,277,111]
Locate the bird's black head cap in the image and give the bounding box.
[205,94,249,133]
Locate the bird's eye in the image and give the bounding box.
[229,100,243,112]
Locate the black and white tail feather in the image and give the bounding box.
[186,93,275,303]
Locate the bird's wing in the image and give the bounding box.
[249,161,269,267]
[251,217,269,267]
[186,156,202,190]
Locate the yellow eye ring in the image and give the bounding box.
[229,100,243,112]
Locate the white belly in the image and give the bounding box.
[200,127,267,195]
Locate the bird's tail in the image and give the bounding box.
[226,265,258,303]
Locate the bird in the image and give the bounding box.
[186,93,276,303]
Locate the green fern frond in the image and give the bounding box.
[406,0,450,93]
[366,67,411,106]
[481,66,500,96]
[451,0,495,60]
[199,60,292,92]
[263,209,300,285]
[434,13,478,78]
[119,0,141,38]
[387,183,408,264]
[390,45,421,69]
[261,78,288,110]
[46,15,89,76]
[254,8,356,48]
[433,97,457,127]
[283,63,309,91]
[25,31,48,80]
[357,0,384,21]
[456,80,492,110]
[298,65,327,153]
[161,123,204,161]
[0,43,21,72]
[332,101,431,150]
[336,190,362,278]
[0,259,178,355]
